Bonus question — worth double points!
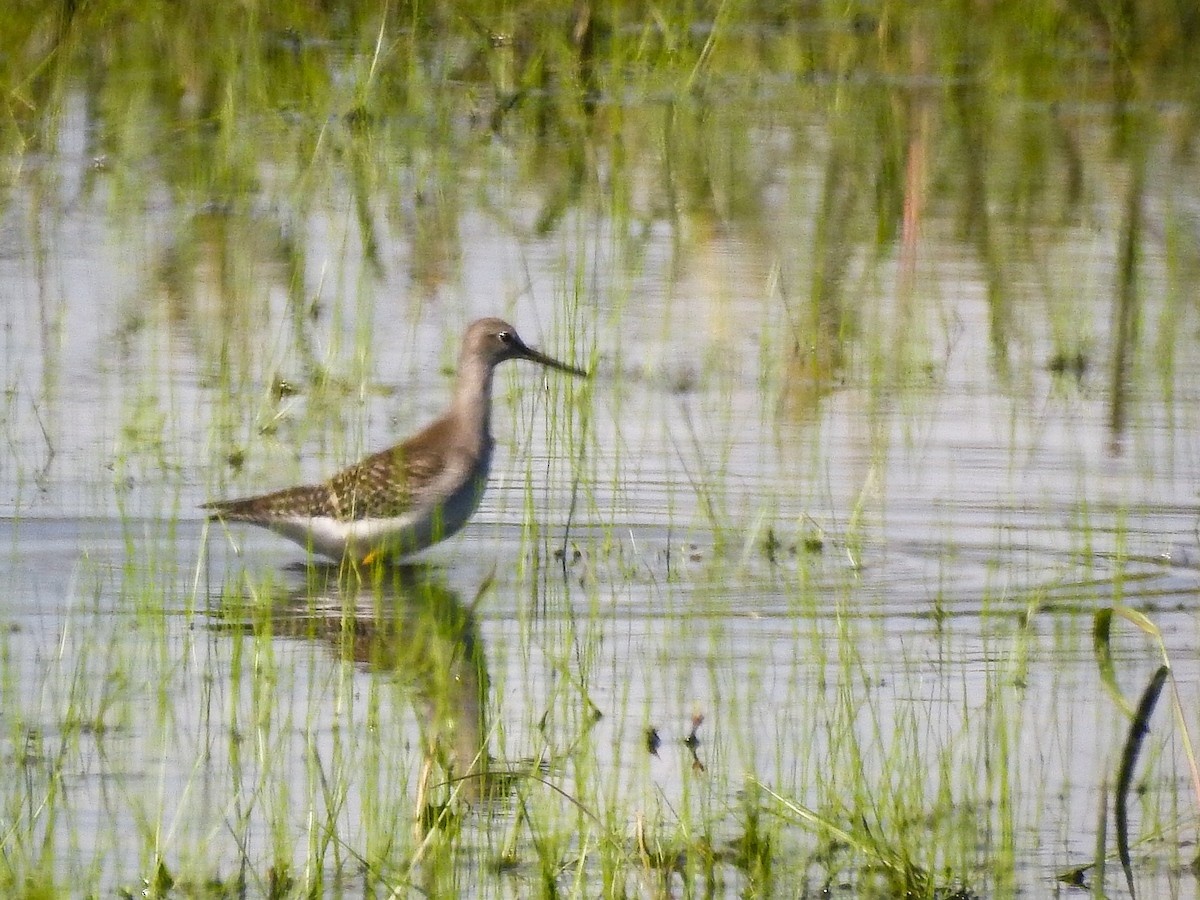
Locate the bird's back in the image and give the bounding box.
[203,444,418,524]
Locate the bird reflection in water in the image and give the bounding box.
[214,562,496,834]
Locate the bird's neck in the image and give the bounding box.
[450,353,496,448]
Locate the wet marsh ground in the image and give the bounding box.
[3,2,1200,897]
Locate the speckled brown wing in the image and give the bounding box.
[204,443,446,524]
[202,482,339,523]
[322,444,440,520]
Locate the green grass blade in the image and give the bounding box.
[1093,608,1134,717]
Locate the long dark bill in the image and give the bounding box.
[519,342,588,378]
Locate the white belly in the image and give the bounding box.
[265,458,490,562]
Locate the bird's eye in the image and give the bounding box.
[498,331,513,345]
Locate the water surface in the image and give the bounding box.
[2,5,1200,897]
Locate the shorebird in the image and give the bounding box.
[203,317,587,564]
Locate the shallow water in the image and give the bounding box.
[4,7,1200,898]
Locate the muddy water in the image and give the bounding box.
[4,62,1200,900]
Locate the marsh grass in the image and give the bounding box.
[3,0,1200,897]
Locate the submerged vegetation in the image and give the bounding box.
[2,1,1200,897]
